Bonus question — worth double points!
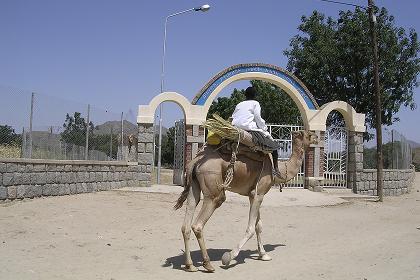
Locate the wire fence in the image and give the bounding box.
[364,128,413,169]
[0,85,138,161]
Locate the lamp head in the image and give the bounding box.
[195,4,210,12]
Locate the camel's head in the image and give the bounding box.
[291,130,318,149]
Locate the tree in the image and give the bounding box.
[162,127,175,167]
[61,112,94,147]
[153,126,176,167]
[208,80,301,125]
[0,125,21,145]
[284,8,420,131]
[207,88,245,120]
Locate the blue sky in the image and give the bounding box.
[1,0,419,142]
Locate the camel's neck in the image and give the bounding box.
[277,140,306,182]
[288,142,305,168]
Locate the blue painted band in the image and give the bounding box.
[194,66,316,110]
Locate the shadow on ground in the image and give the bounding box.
[163,244,285,271]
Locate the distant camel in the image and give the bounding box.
[174,130,318,272]
[128,134,138,155]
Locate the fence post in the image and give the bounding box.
[120,112,124,161]
[110,127,113,160]
[28,92,34,158]
[21,127,26,158]
[85,104,90,160]
[391,129,394,169]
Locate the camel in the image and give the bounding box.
[174,130,318,272]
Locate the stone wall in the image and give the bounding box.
[0,158,147,200]
[347,131,364,192]
[354,168,415,196]
[137,123,154,183]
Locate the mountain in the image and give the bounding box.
[407,140,420,149]
[94,120,137,135]
[94,120,168,135]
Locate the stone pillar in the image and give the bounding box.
[137,123,154,186]
[347,131,364,193]
[185,124,205,167]
[304,130,325,190]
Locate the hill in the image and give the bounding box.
[94,120,168,136]
[407,140,420,148]
[413,147,420,171]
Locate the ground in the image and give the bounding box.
[0,174,419,280]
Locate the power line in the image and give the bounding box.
[318,0,368,10]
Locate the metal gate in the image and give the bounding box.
[268,124,305,188]
[323,127,348,188]
[173,120,185,185]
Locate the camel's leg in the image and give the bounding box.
[222,194,264,266]
[191,194,223,272]
[255,212,272,261]
[248,195,272,261]
[181,180,201,272]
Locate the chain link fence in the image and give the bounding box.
[0,85,138,161]
[364,128,413,169]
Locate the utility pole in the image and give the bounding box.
[368,0,383,201]
[85,104,90,160]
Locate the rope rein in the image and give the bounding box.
[217,128,241,190]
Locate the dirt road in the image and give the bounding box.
[1,174,419,280]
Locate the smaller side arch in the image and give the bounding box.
[308,101,366,132]
[137,92,189,124]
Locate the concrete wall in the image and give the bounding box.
[0,158,148,200]
[354,168,415,196]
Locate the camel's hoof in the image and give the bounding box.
[203,261,215,272]
[184,264,198,272]
[221,252,232,266]
[259,254,272,261]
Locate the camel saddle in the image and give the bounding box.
[216,139,269,163]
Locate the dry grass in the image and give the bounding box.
[151,168,175,185]
[0,145,21,158]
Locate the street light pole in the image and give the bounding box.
[368,0,383,201]
[157,4,210,184]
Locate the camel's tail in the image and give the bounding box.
[173,154,203,210]
[174,187,189,210]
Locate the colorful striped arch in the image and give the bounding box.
[191,63,319,110]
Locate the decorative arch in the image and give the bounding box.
[137,92,188,124]
[310,101,366,132]
[189,63,321,129]
[137,63,365,132]
[192,63,319,109]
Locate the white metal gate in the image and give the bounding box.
[173,120,185,185]
[268,124,305,188]
[323,127,348,188]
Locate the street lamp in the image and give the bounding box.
[157,4,211,184]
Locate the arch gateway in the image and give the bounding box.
[137,63,367,192]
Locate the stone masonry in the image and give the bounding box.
[354,168,415,196]
[0,158,147,200]
[137,123,154,185]
[347,131,415,196]
[347,131,364,193]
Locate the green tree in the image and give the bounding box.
[153,126,176,167]
[162,127,175,167]
[90,134,119,159]
[207,80,301,125]
[284,8,420,131]
[0,125,21,145]
[207,88,245,120]
[61,112,94,147]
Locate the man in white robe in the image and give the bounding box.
[231,86,280,174]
